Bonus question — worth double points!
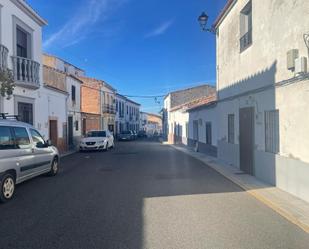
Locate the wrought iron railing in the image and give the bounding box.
[102,104,116,114]
[240,29,252,52]
[0,44,9,70]
[11,56,40,87]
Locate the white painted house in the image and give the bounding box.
[0,0,54,137]
[66,75,83,149]
[0,1,67,151]
[139,112,162,137]
[115,93,127,135]
[125,98,140,132]
[163,85,216,144]
[214,0,309,202]
[43,54,84,150]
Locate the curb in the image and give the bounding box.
[60,150,77,158]
[169,144,309,234]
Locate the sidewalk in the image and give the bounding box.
[167,143,309,233]
[60,150,77,158]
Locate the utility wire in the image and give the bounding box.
[122,95,165,99]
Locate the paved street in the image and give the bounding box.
[0,141,309,249]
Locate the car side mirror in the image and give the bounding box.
[46,140,52,147]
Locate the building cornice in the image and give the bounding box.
[213,0,237,29]
[10,0,47,26]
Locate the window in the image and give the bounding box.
[240,1,252,52]
[127,106,129,115]
[75,121,79,131]
[18,102,33,125]
[71,85,76,102]
[13,127,31,149]
[16,27,28,58]
[206,122,212,145]
[0,126,15,150]
[228,114,235,144]
[185,122,189,138]
[30,129,45,147]
[193,120,199,141]
[265,110,280,154]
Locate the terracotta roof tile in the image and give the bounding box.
[213,0,235,28]
[170,94,217,112]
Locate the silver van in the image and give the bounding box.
[0,118,59,203]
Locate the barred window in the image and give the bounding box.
[265,110,280,154]
[228,114,235,144]
[206,122,212,145]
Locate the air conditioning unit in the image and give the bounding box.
[295,57,308,74]
[287,49,299,71]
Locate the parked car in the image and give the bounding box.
[118,131,134,141]
[0,118,59,203]
[138,130,147,138]
[132,130,138,140]
[80,130,114,151]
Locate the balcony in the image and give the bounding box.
[102,104,116,114]
[0,44,9,70]
[11,56,40,89]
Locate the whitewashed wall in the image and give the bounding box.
[188,106,218,147]
[66,76,82,138]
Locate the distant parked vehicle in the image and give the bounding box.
[80,130,114,151]
[132,130,138,140]
[138,130,147,138]
[118,131,134,141]
[0,115,59,203]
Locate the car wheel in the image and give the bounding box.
[0,173,15,203]
[48,157,59,176]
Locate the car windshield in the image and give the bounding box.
[121,131,131,134]
[86,131,106,137]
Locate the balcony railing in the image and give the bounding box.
[12,56,40,88]
[0,44,9,70]
[240,29,252,52]
[102,104,116,114]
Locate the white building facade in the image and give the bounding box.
[215,0,309,202]
[66,75,82,149]
[140,112,162,137]
[115,93,126,135]
[125,99,140,132]
[0,0,55,138]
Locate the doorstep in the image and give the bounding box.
[168,143,309,234]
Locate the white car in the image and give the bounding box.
[80,130,114,152]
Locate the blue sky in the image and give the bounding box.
[28,0,226,113]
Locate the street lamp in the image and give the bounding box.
[198,12,216,34]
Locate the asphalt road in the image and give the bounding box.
[0,141,309,249]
